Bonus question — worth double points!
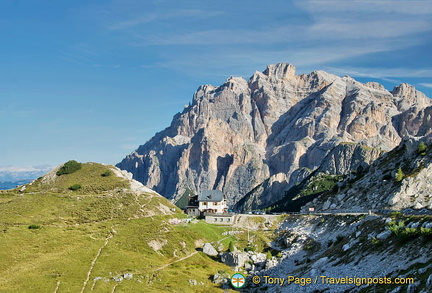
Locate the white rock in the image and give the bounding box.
[343,243,351,251]
[202,243,218,256]
[376,230,392,240]
[312,257,329,269]
[411,222,420,229]
[323,200,331,210]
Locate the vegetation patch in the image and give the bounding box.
[68,184,81,191]
[387,217,432,244]
[56,160,82,176]
[296,174,343,199]
[268,173,344,212]
[418,141,427,156]
[25,163,129,194]
[101,170,113,177]
[395,167,405,182]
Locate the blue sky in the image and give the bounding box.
[1,0,432,170]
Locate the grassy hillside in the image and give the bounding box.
[0,162,234,292]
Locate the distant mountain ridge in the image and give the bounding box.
[0,180,31,190]
[0,166,52,182]
[117,63,432,209]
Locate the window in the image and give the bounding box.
[214,218,217,222]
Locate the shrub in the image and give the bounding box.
[418,142,427,156]
[244,244,255,252]
[371,237,382,246]
[101,170,113,177]
[389,211,402,218]
[388,220,405,236]
[420,228,432,241]
[395,167,404,182]
[69,184,82,191]
[228,241,235,252]
[28,225,40,229]
[56,160,82,176]
[266,250,273,260]
[420,227,432,236]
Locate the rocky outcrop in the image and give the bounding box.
[117,63,432,208]
[252,215,432,292]
[236,142,384,211]
[301,136,432,212]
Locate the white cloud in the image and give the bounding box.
[152,37,425,81]
[109,9,224,30]
[322,67,432,79]
[419,83,432,88]
[92,0,432,89]
[0,166,53,173]
[108,13,159,30]
[307,19,432,40]
[296,0,432,16]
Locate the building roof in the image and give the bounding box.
[198,190,224,202]
[174,193,190,209]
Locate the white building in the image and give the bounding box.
[198,190,227,214]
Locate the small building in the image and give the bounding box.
[174,193,200,216]
[198,190,228,214]
[205,213,236,225]
[185,195,200,217]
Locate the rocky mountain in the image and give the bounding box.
[117,63,432,209]
[247,214,432,293]
[300,136,432,213]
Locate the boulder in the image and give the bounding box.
[220,252,250,268]
[202,243,218,256]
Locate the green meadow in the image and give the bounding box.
[0,163,234,292]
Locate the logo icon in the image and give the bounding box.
[230,273,246,289]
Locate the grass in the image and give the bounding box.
[0,163,235,292]
[23,162,129,194]
[0,192,234,292]
[295,174,343,199]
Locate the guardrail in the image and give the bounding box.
[238,208,432,216]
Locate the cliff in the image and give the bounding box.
[117,63,432,208]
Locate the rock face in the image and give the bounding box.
[256,214,432,292]
[117,63,432,207]
[301,136,432,212]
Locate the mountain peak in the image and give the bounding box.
[117,63,432,209]
[263,63,296,80]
